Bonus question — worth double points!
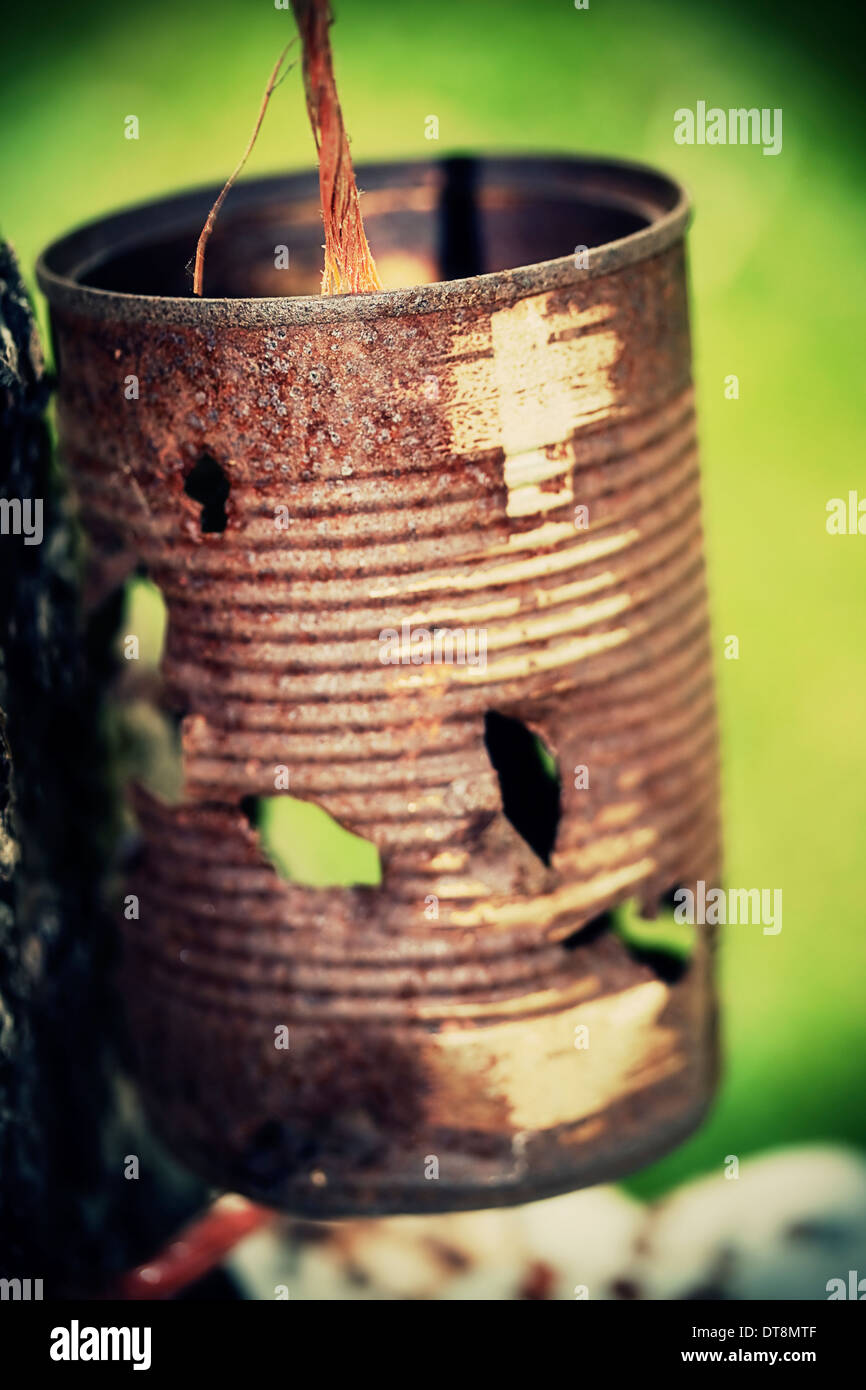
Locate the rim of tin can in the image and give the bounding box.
[36,154,690,328]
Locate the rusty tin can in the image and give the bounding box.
[37,156,721,1215]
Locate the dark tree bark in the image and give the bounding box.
[0,242,202,1297]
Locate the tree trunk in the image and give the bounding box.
[0,242,202,1298]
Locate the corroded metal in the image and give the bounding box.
[38,157,721,1215]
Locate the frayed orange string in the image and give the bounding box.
[193,45,294,297]
[291,0,382,295]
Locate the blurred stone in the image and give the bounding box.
[228,1186,643,1300]
[227,1145,866,1300]
[608,1146,866,1301]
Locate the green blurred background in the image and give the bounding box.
[2,0,864,1199]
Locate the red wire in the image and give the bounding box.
[110,1195,273,1300]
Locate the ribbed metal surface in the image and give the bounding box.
[39,158,721,1214]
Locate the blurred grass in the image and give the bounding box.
[256,795,383,889]
[3,0,865,1197]
[121,575,166,668]
[614,899,695,965]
